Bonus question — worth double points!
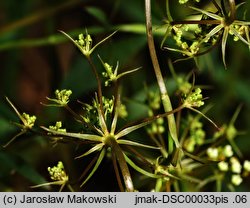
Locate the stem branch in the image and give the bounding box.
[145,0,180,151]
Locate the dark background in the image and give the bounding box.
[0,0,249,191]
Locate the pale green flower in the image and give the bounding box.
[49,122,66,133]
[230,157,242,174]
[231,174,243,186]
[22,113,36,129]
[218,161,229,172]
[243,160,250,172]
[223,145,233,158]
[207,147,219,160]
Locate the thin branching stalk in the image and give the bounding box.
[86,57,105,117]
[145,0,180,153]
[111,82,121,135]
[64,105,98,133]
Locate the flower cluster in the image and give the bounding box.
[46,89,72,107]
[101,61,119,86]
[75,33,92,56]
[22,113,36,129]
[184,115,205,152]
[49,121,66,133]
[48,161,69,182]
[207,145,250,186]
[182,88,204,108]
[100,57,141,86]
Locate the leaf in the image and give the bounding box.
[187,107,219,130]
[200,24,224,45]
[116,67,142,80]
[5,97,26,125]
[230,27,250,46]
[124,154,160,179]
[80,148,106,187]
[75,143,104,159]
[221,27,229,69]
[189,6,222,20]
[117,139,160,149]
[41,126,103,142]
[116,120,151,139]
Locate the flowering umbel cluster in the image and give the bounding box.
[207,145,250,187]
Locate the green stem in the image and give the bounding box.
[228,0,236,24]
[145,0,180,152]
[86,56,108,133]
[111,83,121,135]
[107,136,134,192]
[166,0,173,22]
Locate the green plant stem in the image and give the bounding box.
[86,57,103,108]
[166,0,173,22]
[111,82,121,134]
[228,0,236,24]
[145,0,180,152]
[107,136,134,192]
[86,56,107,132]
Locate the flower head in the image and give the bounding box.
[46,89,72,107]
[48,161,68,182]
[183,88,204,108]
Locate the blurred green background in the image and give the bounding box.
[0,0,250,191]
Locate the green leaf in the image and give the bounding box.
[189,6,222,20]
[41,126,103,142]
[80,148,106,187]
[116,120,151,139]
[75,143,104,159]
[124,154,160,179]
[200,24,224,45]
[117,139,160,149]
[230,27,250,46]
[222,27,229,69]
